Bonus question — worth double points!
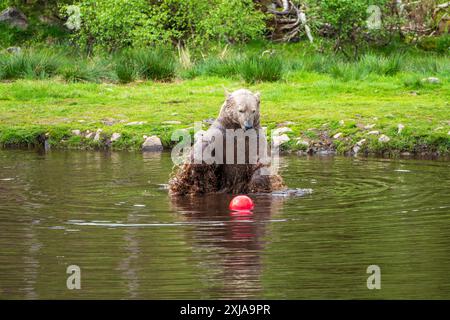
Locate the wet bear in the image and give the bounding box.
[169,89,284,195]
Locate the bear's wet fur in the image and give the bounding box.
[169,89,285,195]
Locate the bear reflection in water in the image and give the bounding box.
[170,194,285,298]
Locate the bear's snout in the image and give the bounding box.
[244,120,253,131]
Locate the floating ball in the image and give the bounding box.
[229,195,254,211]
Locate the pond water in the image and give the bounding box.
[0,149,449,299]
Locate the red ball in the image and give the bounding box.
[229,195,254,211]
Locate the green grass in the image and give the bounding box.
[1,43,448,84]
[0,70,449,154]
[0,42,448,154]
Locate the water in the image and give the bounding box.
[0,149,449,299]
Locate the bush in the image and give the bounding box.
[70,0,266,51]
[436,34,450,54]
[312,0,389,57]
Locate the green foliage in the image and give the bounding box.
[312,0,389,56]
[436,34,450,54]
[196,0,266,44]
[0,10,69,49]
[0,0,8,10]
[71,0,266,51]
[73,0,149,51]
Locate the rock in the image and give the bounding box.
[111,133,121,142]
[378,134,390,143]
[448,131,450,136]
[367,130,380,135]
[397,124,405,134]
[272,188,313,197]
[162,120,182,125]
[422,77,440,84]
[71,130,81,136]
[272,127,293,136]
[38,15,61,26]
[102,118,117,126]
[296,139,309,147]
[0,7,28,30]
[339,120,345,126]
[401,152,411,156]
[6,46,21,54]
[125,121,146,126]
[410,91,418,96]
[277,121,296,127]
[364,124,376,130]
[317,150,335,156]
[333,132,343,139]
[142,136,163,152]
[272,134,290,146]
[94,129,102,141]
[353,139,366,154]
[85,131,94,139]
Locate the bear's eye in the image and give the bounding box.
[252,110,256,113]
[238,109,245,113]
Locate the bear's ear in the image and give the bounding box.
[254,91,261,103]
[223,86,231,97]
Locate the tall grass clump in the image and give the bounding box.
[57,58,114,83]
[359,53,402,76]
[300,54,338,74]
[403,75,424,89]
[114,48,176,83]
[115,54,138,83]
[0,50,63,80]
[237,54,283,83]
[195,57,240,78]
[404,55,449,77]
[329,61,367,81]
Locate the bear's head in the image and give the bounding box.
[219,89,261,130]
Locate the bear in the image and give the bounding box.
[168,89,284,195]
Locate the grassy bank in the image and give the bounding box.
[0,66,449,155]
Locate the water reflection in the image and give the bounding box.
[170,195,285,298]
[0,150,449,299]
